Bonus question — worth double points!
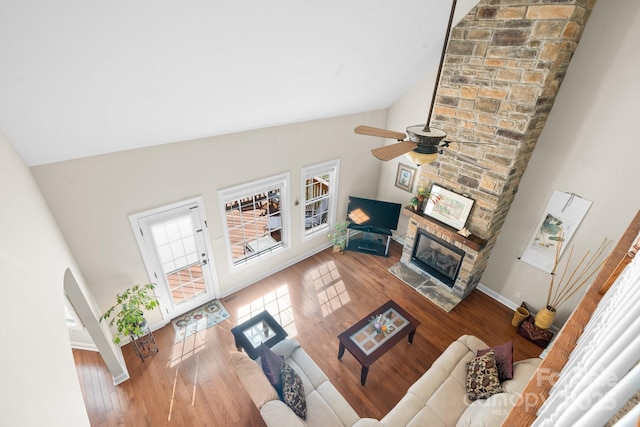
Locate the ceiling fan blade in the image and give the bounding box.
[439,146,488,169]
[355,125,407,141]
[371,141,417,161]
[445,139,498,146]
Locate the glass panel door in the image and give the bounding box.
[150,213,206,306]
[131,197,218,320]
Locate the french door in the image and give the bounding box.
[130,197,218,321]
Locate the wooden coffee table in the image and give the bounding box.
[337,300,420,385]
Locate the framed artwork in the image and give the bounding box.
[520,191,592,273]
[395,163,416,192]
[423,184,474,230]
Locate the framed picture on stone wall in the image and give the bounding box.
[423,184,474,230]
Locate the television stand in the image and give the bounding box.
[345,224,392,257]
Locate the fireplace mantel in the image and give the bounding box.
[402,207,487,252]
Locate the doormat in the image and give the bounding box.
[172,299,230,342]
[388,262,461,313]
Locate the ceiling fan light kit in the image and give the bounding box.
[404,125,447,165]
[405,149,439,166]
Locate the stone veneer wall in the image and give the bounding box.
[404,0,596,297]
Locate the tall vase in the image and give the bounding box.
[534,306,556,329]
[511,306,529,327]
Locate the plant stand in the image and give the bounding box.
[130,325,158,362]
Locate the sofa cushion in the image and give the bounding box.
[406,406,449,427]
[281,362,307,419]
[465,351,502,401]
[353,419,385,427]
[314,382,360,426]
[456,392,519,427]
[261,344,285,395]
[229,351,279,409]
[260,400,307,427]
[303,386,359,427]
[501,358,542,395]
[265,339,361,426]
[381,392,431,426]
[456,358,542,427]
[477,340,513,382]
[382,335,487,427]
[271,338,304,360]
[283,343,329,391]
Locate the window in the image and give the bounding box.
[219,173,289,268]
[302,159,340,238]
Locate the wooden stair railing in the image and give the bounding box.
[503,209,640,426]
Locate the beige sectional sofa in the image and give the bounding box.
[230,335,541,427]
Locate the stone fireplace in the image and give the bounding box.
[390,1,596,310]
[411,229,465,288]
[389,208,488,311]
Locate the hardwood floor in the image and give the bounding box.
[73,240,542,426]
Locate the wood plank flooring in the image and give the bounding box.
[73,240,543,426]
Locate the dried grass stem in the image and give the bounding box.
[546,236,611,310]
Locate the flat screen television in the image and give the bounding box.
[347,196,402,231]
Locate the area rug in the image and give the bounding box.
[388,262,461,313]
[172,299,230,342]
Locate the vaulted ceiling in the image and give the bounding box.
[0,0,470,166]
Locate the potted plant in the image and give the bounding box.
[328,221,349,253]
[410,187,431,211]
[100,283,160,344]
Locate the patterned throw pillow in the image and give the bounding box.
[465,350,502,401]
[280,362,307,419]
[260,344,284,396]
[477,341,513,382]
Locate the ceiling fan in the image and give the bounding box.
[355,0,490,168]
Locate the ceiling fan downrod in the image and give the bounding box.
[423,0,458,134]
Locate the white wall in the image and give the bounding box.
[0,132,90,426]
[30,111,387,321]
[379,0,640,326]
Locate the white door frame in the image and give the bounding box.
[129,196,220,322]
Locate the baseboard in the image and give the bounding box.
[112,371,130,386]
[148,319,170,333]
[476,283,519,310]
[69,341,99,352]
[393,235,406,246]
[476,283,560,334]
